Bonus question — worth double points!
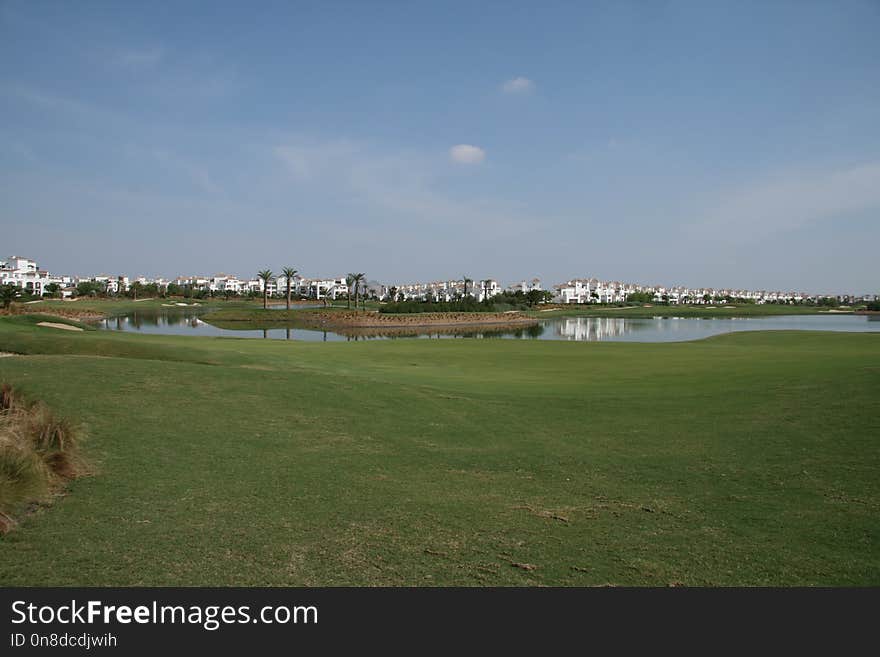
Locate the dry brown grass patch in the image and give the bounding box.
[0,383,89,533]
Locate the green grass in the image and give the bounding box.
[528,303,852,319]
[202,306,348,324]
[25,297,242,317]
[0,317,877,586]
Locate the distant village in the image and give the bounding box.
[1,254,876,306]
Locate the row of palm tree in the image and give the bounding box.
[257,267,299,310]
[257,270,487,309]
[258,268,368,311]
[462,276,493,299]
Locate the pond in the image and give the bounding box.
[94,310,879,342]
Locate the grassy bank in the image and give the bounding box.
[0,318,877,585]
[202,307,537,329]
[529,304,853,319]
[202,307,331,323]
[16,298,227,321]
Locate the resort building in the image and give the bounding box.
[0,252,867,305]
[1,256,54,296]
[386,277,503,302]
[508,279,543,294]
[297,277,349,300]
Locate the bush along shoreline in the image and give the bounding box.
[0,383,89,533]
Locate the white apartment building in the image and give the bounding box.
[509,278,542,294]
[475,279,502,302]
[1,256,37,274]
[0,256,58,296]
[389,277,502,302]
[297,277,348,300]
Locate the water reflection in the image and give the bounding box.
[545,315,879,342]
[98,309,206,332]
[332,323,545,340]
[553,317,630,341]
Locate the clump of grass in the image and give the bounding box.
[0,382,18,411]
[0,383,88,533]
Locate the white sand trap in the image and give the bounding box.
[0,352,17,357]
[36,322,83,332]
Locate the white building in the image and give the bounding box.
[297,277,348,300]
[475,279,502,302]
[1,256,55,296]
[509,278,542,294]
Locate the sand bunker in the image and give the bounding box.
[36,322,84,332]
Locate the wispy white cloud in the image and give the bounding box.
[502,77,534,94]
[274,138,534,237]
[152,149,222,195]
[695,161,880,240]
[274,140,361,182]
[449,144,486,165]
[114,46,165,69]
[4,85,97,116]
[144,57,241,101]
[1,84,125,127]
[99,45,239,101]
[0,135,38,163]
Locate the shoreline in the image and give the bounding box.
[205,309,540,330]
[0,307,106,321]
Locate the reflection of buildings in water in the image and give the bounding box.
[552,317,631,341]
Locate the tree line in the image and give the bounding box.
[380,289,553,314]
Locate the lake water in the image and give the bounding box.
[95,310,879,342]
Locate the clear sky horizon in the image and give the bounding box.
[2,1,878,293]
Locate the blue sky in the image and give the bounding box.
[1,0,878,292]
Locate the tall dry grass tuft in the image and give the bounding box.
[0,383,89,533]
[0,383,17,412]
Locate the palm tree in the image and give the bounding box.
[352,273,366,311]
[257,269,274,309]
[346,274,356,309]
[481,278,492,301]
[281,267,298,310]
[463,276,472,298]
[0,284,17,310]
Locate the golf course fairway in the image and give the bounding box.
[0,316,877,586]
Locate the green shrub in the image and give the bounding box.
[380,298,496,314]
